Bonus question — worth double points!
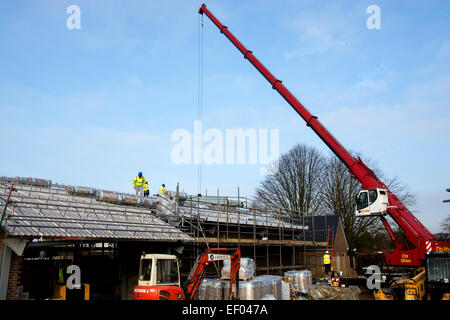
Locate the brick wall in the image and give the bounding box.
[6,253,23,300]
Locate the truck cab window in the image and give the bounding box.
[369,189,378,205]
[356,191,369,211]
[139,259,152,281]
[157,259,179,284]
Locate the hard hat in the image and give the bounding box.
[325,250,329,254]
[138,172,142,177]
[162,184,165,187]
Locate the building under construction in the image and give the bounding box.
[0,176,355,300]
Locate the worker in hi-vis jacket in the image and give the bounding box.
[323,251,331,277]
[133,172,145,202]
[143,180,149,197]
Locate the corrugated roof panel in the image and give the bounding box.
[0,182,193,242]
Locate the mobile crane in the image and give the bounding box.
[198,4,450,299]
[133,247,241,300]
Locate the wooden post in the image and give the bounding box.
[253,203,256,267]
[279,208,282,275]
[217,188,220,247]
[265,206,269,275]
[331,224,335,268]
[292,215,295,268]
[237,187,240,247]
[1,182,15,226]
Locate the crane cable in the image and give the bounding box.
[197,13,204,196]
[198,14,222,277]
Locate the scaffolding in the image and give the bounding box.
[1,177,341,280]
[158,188,337,279]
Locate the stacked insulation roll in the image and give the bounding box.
[284,270,300,291]
[26,177,52,187]
[195,280,207,300]
[196,275,283,300]
[13,176,52,187]
[95,190,121,204]
[13,177,28,184]
[166,191,188,200]
[97,190,153,208]
[298,270,312,294]
[140,198,152,208]
[258,275,282,299]
[284,270,312,294]
[156,193,175,215]
[67,186,96,197]
[222,276,278,300]
[120,194,139,206]
[66,186,154,208]
[241,279,271,300]
[221,257,255,280]
[196,279,223,300]
[121,194,152,208]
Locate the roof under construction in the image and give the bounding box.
[0,176,329,245]
[0,177,192,242]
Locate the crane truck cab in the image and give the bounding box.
[133,253,185,300]
[355,188,389,217]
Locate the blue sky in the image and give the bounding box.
[1,0,449,233]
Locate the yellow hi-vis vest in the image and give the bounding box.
[159,186,166,194]
[323,254,331,265]
[133,176,145,187]
[143,182,149,191]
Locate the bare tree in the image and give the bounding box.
[255,143,417,252]
[443,215,450,234]
[256,144,325,217]
[383,176,417,208]
[435,215,450,241]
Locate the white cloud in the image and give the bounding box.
[355,77,388,91]
[128,75,143,87]
[352,65,393,91]
[283,3,360,58]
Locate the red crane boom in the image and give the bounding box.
[198,4,450,266]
